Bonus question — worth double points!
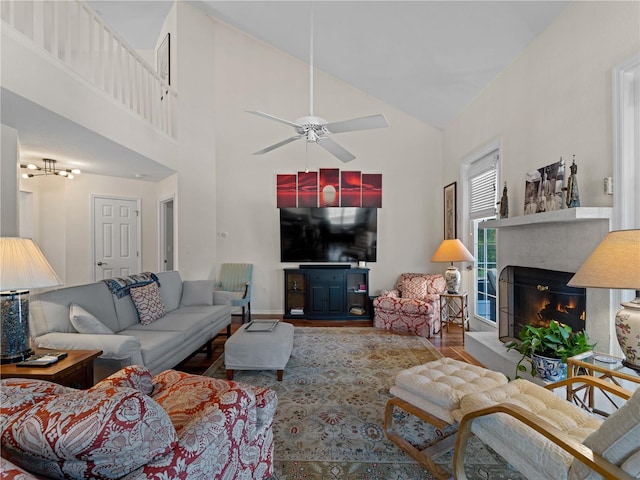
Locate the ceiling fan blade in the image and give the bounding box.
[317,137,356,163]
[254,135,304,155]
[325,114,389,134]
[246,110,301,128]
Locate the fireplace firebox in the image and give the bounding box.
[499,266,586,343]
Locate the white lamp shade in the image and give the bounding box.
[431,239,475,263]
[0,237,61,291]
[568,229,640,290]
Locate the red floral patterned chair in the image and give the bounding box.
[1,365,276,480]
[373,273,446,337]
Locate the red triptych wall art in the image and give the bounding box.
[276,174,297,208]
[319,168,340,207]
[276,169,382,208]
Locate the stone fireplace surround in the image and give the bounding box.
[465,208,614,381]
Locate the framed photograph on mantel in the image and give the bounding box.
[157,33,170,86]
[444,182,457,240]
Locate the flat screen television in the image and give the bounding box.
[280,207,377,263]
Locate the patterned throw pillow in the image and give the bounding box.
[130,282,165,325]
[402,277,428,299]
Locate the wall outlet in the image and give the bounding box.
[604,177,613,195]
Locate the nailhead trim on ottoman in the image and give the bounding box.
[390,357,508,424]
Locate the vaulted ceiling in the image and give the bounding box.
[7,1,570,180]
[91,0,569,129]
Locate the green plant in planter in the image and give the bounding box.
[505,320,594,379]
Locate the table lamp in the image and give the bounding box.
[567,229,640,371]
[431,239,475,294]
[0,237,61,363]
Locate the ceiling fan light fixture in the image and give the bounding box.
[245,4,388,164]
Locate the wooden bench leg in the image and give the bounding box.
[277,369,283,381]
[226,369,234,380]
[384,397,455,480]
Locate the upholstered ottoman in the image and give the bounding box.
[384,357,508,479]
[390,357,508,424]
[225,321,294,381]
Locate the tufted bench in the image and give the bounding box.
[384,357,508,479]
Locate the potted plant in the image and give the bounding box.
[505,320,594,381]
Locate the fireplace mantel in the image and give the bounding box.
[479,207,612,230]
[467,206,614,380]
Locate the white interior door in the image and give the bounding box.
[93,196,141,281]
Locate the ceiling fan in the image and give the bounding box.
[247,11,388,163]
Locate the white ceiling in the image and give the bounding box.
[91,0,570,128]
[9,1,570,180]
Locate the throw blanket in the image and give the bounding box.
[103,272,160,299]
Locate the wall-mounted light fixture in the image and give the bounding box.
[20,158,81,179]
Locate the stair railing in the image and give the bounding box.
[1,0,176,139]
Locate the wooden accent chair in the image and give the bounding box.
[385,357,638,480]
[215,263,253,323]
[453,377,638,480]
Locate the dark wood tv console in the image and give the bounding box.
[283,266,370,320]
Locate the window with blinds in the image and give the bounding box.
[468,149,498,323]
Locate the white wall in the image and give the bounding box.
[19,173,159,287]
[443,1,640,334]
[1,124,20,236]
[443,1,640,217]
[211,19,443,313]
[170,3,218,280]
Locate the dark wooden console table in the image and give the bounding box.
[284,266,370,320]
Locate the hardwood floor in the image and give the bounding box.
[176,314,481,375]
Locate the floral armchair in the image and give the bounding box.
[1,366,276,480]
[373,273,447,337]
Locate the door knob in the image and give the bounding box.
[97,261,108,266]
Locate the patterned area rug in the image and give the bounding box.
[204,327,524,479]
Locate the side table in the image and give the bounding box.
[0,349,102,389]
[566,350,640,416]
[439,292,469,343]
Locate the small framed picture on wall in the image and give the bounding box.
[157,33,170,86]
[444,182,457,240]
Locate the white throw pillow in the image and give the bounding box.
[180,280,214,306]
[69,304,114,334]
[569,388,640,479]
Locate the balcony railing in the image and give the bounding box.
[1,0,176,138]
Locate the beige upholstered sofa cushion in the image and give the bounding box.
[459,379,602,479]
[569,387,640,479]
[390,357,508,424]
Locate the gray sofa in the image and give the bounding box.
[30,271,232,382]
